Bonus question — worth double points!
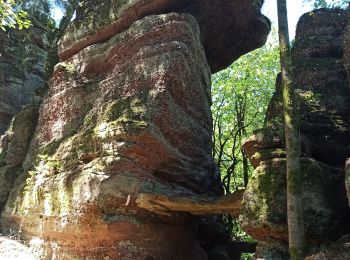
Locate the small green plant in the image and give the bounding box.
[60,62,76,74]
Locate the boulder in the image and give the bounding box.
[59,0,270,73]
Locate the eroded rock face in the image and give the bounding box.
[59,0,270,73]
[0,29,47,134]
[3,13,217,259]
[240,9,350,259]
[0,105,38,213]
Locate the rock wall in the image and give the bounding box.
[0,28,47,134]
[1,0,270,259]
[240,9,350,259]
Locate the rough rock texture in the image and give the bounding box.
[305,234,350,260]
[0,29,47,134]
[240,157,348,241]
[59,0,270,73]
[136,189,244,217]
[0,0,271,258]
[3,13,218,259]
[240,9,350,259]
[0,105,38,213]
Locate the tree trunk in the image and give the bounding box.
[276,0,305,259]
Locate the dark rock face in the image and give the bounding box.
[0,29,47,134]
[59,0,270,73]
[240,9,350,259]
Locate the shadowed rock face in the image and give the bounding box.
[59,0,270,73]
[0,29,47,134]
[240,9,350,259]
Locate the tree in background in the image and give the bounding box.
[211,30,280,242]
[0,0,31,30]
[276,0,305,259]
[304,0,348,8]
[212,32,279,193]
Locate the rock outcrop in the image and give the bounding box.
[1,0,270,258]
[0,29,47,134]
[59,0,270,73]
[240,8,350,259]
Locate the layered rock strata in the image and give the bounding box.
[240,8,350,259]
[59,0,270,73]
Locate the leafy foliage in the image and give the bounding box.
[304,0,349,8]
[211,32,280,253]
[0,0,31,30]
[212,32,280,192]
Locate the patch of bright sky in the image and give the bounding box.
[262,0,314,40]
[52,6,64,25]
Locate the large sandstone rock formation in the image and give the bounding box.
[1,0,270,259]
[240,9,350,259]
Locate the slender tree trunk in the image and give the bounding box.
[276,0,305,259]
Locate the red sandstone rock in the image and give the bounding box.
[59,0,270,73]
[3,13,218,259]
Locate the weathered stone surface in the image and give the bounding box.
[59,0,270,73]
[0,29,47,134]
[240,158,349,242]
[292,9,350,167]
[0,104,38,213]
[240,9,350,259]
[136,190,244,217]
[306,234,350,260]
[265,9,350,167]
[3,13,220,259]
